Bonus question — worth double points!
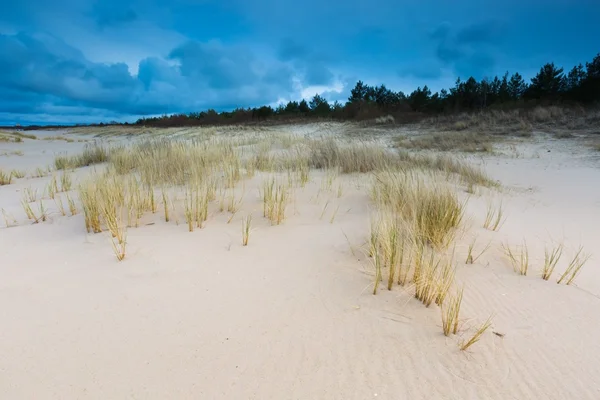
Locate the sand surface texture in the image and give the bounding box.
[1,125,599,399]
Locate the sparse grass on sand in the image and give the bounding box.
[502,241,529,275]
[557,246,591,285]
[1,208,17,228]
[55,142,109,170]
[45,136,75,142]
[542,244,563,280]
[442,288,463,336]
[11,169,26,179]
[0,130,37,142]
[395,131,495,153]
[460,316,492,351]
[465,238,491,264]
[372,170,465,249]
[483,201,504,231]
[0,169,12,185]
[241,214,252,246]
[61,130,500,352]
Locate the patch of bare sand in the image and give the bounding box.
[1,129,600,399]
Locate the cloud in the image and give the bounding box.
[276,38,334,86]
[428,21,503,78]
[456,21,504,45]
[168,41,259,90]
[398,63,444,80]
[0,32,299,121]
[94,5,138,29]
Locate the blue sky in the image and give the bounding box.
[0,0,598,125]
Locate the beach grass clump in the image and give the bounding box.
[55,195,67,216]
[465,238,492,264]
[0,169,12,185]
[11,169,26,179]
[396,131,495,153]
[161,188,171,222]
[1,208,17,228]
[412,247,456,307]
[542,244,563,280]
[441,288,464,336]
[23,186,38,203]
[21,198,36,220]
[66,192,78,215]
[369,213,408,293]
[60,171,72,192]
[309,138,398,173]
[502,241,529,275]
[242,214,252,246]
[373,170,465,249]
[79,180,103,233]
[460,317,492,351]
[483,201,504,231]
[557,246,591,285]
[55,142,109,170]
[262,177,289,225]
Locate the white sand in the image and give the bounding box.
[1,128,600,399]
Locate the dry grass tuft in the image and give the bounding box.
[0,169,12,185]
[460,316,492,351]
[465,238,492,264]
[66,192,78,215]
[557,246,591,285]
[542,244,563,280]
[413,247,454,307]
[262,177,289,225]
[11,169,26,179]
[55,195,67,216]
[309,139,398,173]
[23,186,38,203]
[503,241,529,275]
[396,131,495,153]
[55,142,109,170]
[0,130,37,141]
[79,180,103,233]
[483,201,504,231]
[33,167,48,178]
[2,208,17,227]
[21,196,37,220]
[241,214,252,246]
[441,288,464,336]
[373,170,465,249]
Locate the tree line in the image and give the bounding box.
[134,53,600,127]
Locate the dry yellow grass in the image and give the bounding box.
[542,244,563,280]
[557,246,591,285]
[55,142,109,170]
[1,208,17,228]
[460,317,492,351]
[503,241,529,275]
[66,192,78,215]
[441,288,463,336]
[262,177,289,225]
[0,169,12,185]
[483,201,504,231]
[373,170,465,249]
[11,169,26,179]
[396,131,495,153]
[465,238,492,264]
[241,214,252,246]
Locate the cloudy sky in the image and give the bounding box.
[0,0,598,125]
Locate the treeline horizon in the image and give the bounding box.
[7,52,600,130]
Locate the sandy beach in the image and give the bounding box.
[1,124,599,399]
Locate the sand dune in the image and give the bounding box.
[1,125,599,399]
